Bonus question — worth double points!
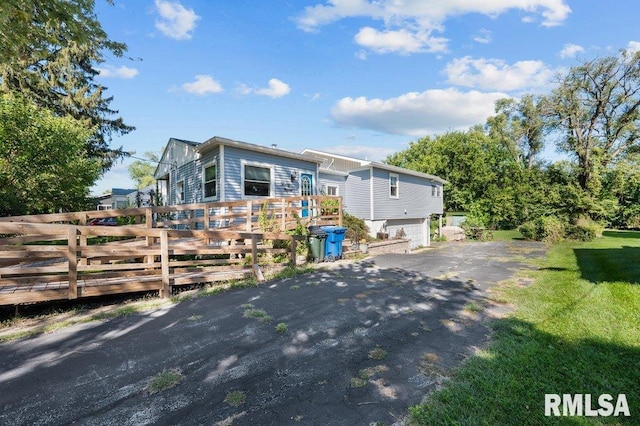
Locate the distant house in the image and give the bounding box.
[93,188,139,210]
[125,185,156,208]
[154,136,445,248]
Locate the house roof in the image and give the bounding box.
[301,148,448,184]
[198,136,323,164]
[111,188,139,196]
[171,138,200,147]
[154,136,446,185]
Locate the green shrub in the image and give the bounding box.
[518,221,537,240]
[565,217,604,242]
[343,212,369,242]
[518,216,565,243]
[540,216,565,243]
[566,225,596,242]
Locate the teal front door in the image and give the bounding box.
[301,173,313,218]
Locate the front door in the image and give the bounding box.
[301,173,313,218]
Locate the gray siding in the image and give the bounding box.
[371,167,443,220]
[344,169,371,219]
[318,172,347,197]
[222,146,318,201]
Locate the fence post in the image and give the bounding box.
[203,203,211,230]
[338,197,343,226]
[281,198,286,231]
[290,235,297,267]
[67,227,78,299]
[251,233,264,281]
[246,201,252,232]
[160,230,170,298]
[145,208,154,265]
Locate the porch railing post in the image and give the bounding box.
[67,227,78,299]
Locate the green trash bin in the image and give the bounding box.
[308,226,327,263]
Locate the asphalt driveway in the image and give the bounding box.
[0,240,546,425]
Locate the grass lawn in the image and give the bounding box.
[409,230,640,425]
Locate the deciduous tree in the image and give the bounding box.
[0,94,102,215]
[549,50,640,192]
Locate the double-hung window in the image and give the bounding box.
[244,164,271,197]
[203,163,217,199]
[176,180,185,204]
[389,173,399,198]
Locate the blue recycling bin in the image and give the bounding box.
[320,226,347,261]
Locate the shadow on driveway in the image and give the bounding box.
[0,241,545,425]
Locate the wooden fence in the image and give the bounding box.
[0,195,343,232]
[0,196,342,306]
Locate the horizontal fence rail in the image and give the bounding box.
[0,196,341,306]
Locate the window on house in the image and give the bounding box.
[432,185,436,196]
[204,164,217,199]
[326,185,338,196]
[244,164,271,197]
[176,180,185,204]
[437,186,441,197]
[389,173,399,198]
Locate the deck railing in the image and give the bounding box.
[0,196,341,306]
[0,195,343,232]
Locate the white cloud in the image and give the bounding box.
[472,29,492,44]
[239,79,291,98]
[559,43,584,59]
[330,88,508,136]
[627,41,640,55]
[326,144,396,161]
[444,56,555,91]
[97,65,138,79]
[181,75,223,95]
[154,0,200,40]
[294,0,571,54]
[354,26,448,54]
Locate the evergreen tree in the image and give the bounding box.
[0,0,134,169]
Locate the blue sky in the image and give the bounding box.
[92,0,640,194]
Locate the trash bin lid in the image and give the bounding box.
[322,226,347,234]
[308,225,327,236]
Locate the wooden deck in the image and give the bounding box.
[0,196,340,306]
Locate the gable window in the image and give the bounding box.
[244,164,271,197]
[176,180,185,204]
[203,163,217,199]
[389,173,399,198]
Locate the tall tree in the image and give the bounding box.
[548,49,640,192]
[487,95,547,169]
[0,0,134,169]
[128,150,161,189]
[386,127,543,227]
[0,94,102,215]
